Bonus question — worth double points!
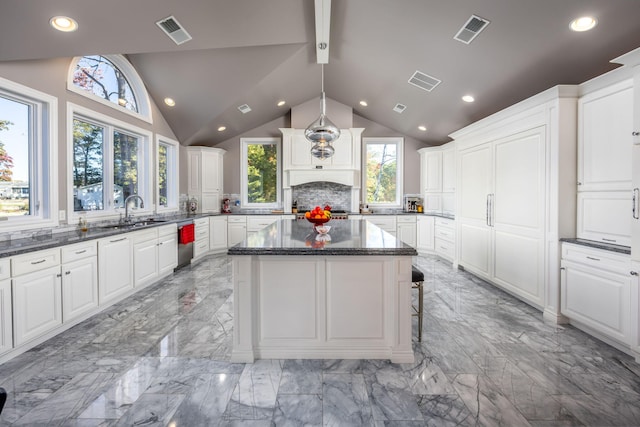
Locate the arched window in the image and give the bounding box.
[67,55,152,123]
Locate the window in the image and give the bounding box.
[0,77,57,229]
[241,137,280,208]
[67,55,152,123]
[363,137,404,207]
[156,135,179,212]
[68,103,151,220]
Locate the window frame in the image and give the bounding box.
[67,54,153,124]
[362,137,404,208]
[155,134,179,213]
[67,102,152,222]
[240,137,281,209]
[0,76,58,231]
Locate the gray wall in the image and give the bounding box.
[0,57,177,223]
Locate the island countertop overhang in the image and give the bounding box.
[227,219,418,256]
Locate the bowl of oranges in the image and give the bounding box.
[304,205,332,226]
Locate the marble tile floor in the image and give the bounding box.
[0,254,639,426]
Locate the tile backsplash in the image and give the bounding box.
[292,182,351,211]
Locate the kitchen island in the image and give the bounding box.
[227,219,418,363]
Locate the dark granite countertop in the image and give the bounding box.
[560,238,631,255]
[227,219,418,256]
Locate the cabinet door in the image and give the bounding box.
[561,261,630,343]
[158,233,178,276]
[578,191,631,246]
[12,266,62,346]
[442,148,456,192]
[228,223,247,247]
[210,217,228,250]
[424,151,442,192]
[0,279,12,354]
[458,144,492,278]
[98,237,133,305]
[134,237,159,288]
[200,191,220,213]
[579,83,633,191]
[202,150,221,193]
[187,151,202,194]
[492,128,546,306]
[396,223,416,247]
[417,216,435,251]
[62,257,98,322]
[290,133,313,168]
[329,130,353,169]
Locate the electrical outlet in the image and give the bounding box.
[59,210,66,221]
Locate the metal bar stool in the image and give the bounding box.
[412,265,424,341]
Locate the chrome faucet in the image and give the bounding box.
[123,194,144,223]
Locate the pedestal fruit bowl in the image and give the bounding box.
[305,205,331,227]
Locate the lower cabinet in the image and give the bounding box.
[228,216,247,247]
[434,217,456,262]
[417,216,435,252]
[193,217,210,259]
[158,224,178,276]
[0,278,11,355]
[365,215,397,236]
[210,216,228,251]
[61,241,98,323]
[561,242,632,346]
[98,235,133,305]
[396,216,417,247]
[133,229,160,288]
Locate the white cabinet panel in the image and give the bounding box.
[62,256,98,322]
[98,236,133,305]
[396,221,416,248]
[228,216,247,247]
[158,231,178,277]
[459,223,491,278]
[494,232,543,302]
[247,216,279,233]
[423,151,442,193]
[186,147,225,213]
[577,192,631,246]
[416,216,435,252]
[12,265,62,346]
[0,279,12,354]
[459,144,492,222]
[442,147,456,192]
[210,216,228,251]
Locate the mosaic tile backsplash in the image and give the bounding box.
[292,182,352,211]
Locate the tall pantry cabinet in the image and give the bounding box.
[186,146,225,214]
[451,86,578,319]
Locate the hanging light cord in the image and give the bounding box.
[321,64,326,115]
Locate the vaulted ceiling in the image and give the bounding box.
[2,0,640,146]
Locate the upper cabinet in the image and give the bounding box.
[281,128,363,171]
[578,79,634,191]
[186,146,226,214]
[418,142,456,215]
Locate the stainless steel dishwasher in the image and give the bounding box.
[176,218,194,270]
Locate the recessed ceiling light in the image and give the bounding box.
[462,95,475,103]
[217,126,226,132]
[277,100,286,107]
[164,97,176,107]
[418,125,427,132]
[50,16,78,32]
[359,100,368,107]
[570,16,597,32]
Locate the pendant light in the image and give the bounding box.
[305,64,340,160]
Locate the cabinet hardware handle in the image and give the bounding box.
[486,195,490,226]
[109,237,127,243]
[30,259,46,265]
[56,273,62,278]
[601,238,616,243]
[586,256,600,261]
[560,267,565,271]
[631,271,639,276]
[634,189,640,219]
[75,249,87,254]
[65,271,71,275]
[633,131,640,136]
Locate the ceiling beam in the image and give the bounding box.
[314,0,331,64]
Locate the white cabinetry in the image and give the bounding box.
[98,235,133,305]
[0,259,11,355]
[228,216,247,247]
[416,216,435,253]
[561,242,632,347]
[419,142,455,215]
[157,224,178,277]
[396,216,416,247]
[61,241,98,322]
[247,216,279,233]
[133,229,159,288]
[577,79,634,245]
[281,128,363,171]
[11,248,62,346]
[210,216,228,252]
[434,217,456,263]
[186,147,225,213]
[193,217,210,259]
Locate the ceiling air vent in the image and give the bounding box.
[393,103,407,114]
[408,71,441,92]
[454,15,490,44]
[238,104,252,114]
[156,16,192,45]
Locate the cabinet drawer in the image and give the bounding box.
[61,241,97,263]
[434,217,455,229]
[227,216,247,224]
[435,238,455,259]
[194,217,210,228]
[561,243,630,274]
[435,226,455,242]
[12,248,60,277]
[396,215,417,224]
[131,228,158,244]
[157,223,177,237]
[0,258,10,280]
[247,216,278,232]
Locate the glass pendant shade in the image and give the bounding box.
[305,65,340,152]
[310,141,335,160]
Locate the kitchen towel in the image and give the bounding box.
[179,223,195,244]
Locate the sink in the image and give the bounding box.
[131,219,167,227]
[94,219,167,231]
